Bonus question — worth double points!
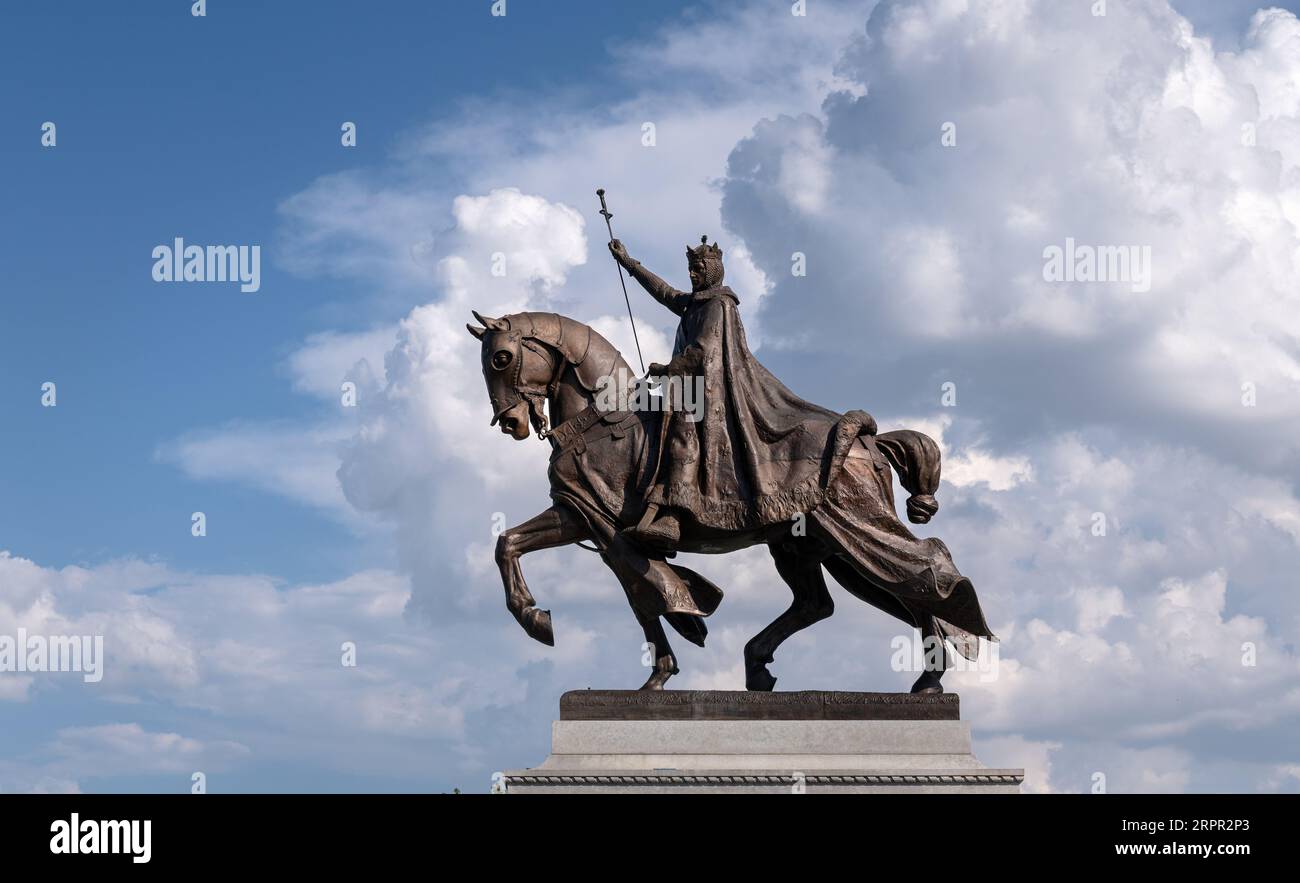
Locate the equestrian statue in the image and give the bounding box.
[467,208,995,692]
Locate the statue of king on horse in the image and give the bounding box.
[467,210,995,693]
[611,233,857,552]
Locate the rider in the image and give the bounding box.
[609,235,841,551]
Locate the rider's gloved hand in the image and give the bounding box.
[608,239,633,267]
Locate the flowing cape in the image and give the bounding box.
[648,287,842,531]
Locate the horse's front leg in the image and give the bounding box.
[496,505,590,646]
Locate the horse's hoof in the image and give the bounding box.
[909,671,943,694]
[638,671,672,690]
[524,608,554,646]
[746,666,777,692]
[638,657,679,690]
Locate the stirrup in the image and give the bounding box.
[633,502,660,533]
[624,508,681,553]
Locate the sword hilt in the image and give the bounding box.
[596,188,613,223]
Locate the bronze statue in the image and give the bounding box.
[467,230,995,693]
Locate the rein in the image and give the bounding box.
[523,338,563,439]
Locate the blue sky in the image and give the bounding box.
[0,1,697,578]
[3,0,1300,793]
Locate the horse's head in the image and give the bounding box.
[466,311,557,441]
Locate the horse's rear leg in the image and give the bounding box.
[908,616,948,694]
[495,505,590,646]
[634,608,679,691]
[822,555,946,694]
[744,539,834,691]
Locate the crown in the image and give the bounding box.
[687,234,723,261]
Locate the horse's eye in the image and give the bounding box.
[492,350,513,370]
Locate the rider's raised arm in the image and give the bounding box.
[626,261,693,315]
[609,240,692,316]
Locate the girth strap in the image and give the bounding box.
[545,404,634,455]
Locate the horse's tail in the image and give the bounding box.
[875,429,942,524]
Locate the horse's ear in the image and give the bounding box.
[472,310,506,330]
[466,323,486,340]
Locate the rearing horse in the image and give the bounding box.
[467,310,994,691]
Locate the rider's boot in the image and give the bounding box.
[624,503,682,552]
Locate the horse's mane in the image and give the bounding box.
[504,312,635,393]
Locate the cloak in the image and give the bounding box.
[647,285,841,531]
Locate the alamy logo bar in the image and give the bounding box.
[50,814,151,864]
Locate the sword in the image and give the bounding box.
[596,188,646,373]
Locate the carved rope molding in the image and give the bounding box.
[504,773,1024,786]
[563,691,957,705]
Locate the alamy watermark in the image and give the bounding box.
[593,368,704,422]
[152,237,261,292]
[889,633,999,683]
[1042,237,1151,293]
[0,628,104,683]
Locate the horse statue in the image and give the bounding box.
[467,310,994,692]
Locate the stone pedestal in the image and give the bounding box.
[503,691,1022,794]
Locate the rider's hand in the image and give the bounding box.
[608,239,631,266]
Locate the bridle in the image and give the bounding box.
[487,330,564,439]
